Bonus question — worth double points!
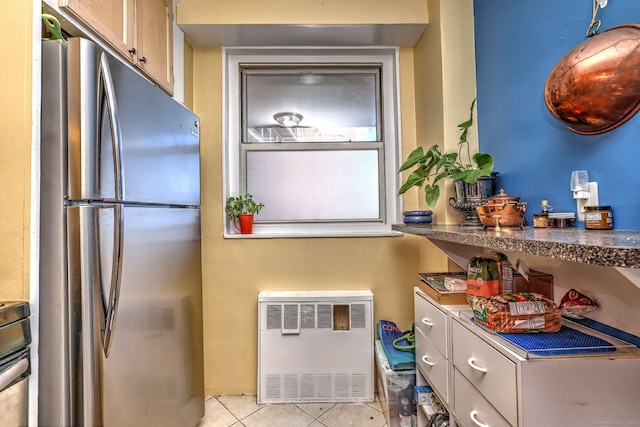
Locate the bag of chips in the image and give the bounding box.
[559,289,599,319]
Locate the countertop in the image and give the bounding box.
[392,224,640,268]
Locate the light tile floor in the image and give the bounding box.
[196,394,388,427]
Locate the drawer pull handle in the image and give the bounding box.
[421,317,434,327]
[470,410,489,427]
[421,355,435,366]
[467,357,488,373]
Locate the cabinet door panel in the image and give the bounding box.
[415,328,449,404]
[60,0,134,56]
[454,369,512,427]
[452,320,517,425]
[136,0,173,93]
[414,293,448,357]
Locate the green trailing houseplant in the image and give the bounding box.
[225,193,264,219]
[398,99,494,208]
[225,193,265,234]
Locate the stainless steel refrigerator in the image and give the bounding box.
[39,38,204,427]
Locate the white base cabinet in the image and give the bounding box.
[415,287,640,427]
[414,287,467,427]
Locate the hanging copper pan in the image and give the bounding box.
[544,24,640,135]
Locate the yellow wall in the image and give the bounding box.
[0,1,32,301]
[192,47,446,394]
[411,0,477,228]
[179,0,428,25]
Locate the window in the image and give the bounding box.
[224,48,401,237]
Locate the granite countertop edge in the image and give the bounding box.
[392,224,640,268]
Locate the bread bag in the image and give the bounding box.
[468,292,562,333]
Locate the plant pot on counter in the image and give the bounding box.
[449,173,498,227]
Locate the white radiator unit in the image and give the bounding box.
[258,290,374,404]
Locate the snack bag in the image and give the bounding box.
[559,289,599,319]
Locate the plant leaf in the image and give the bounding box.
[461,169,484,183]
[458,119,473,131]
[459,153,493,183]
[473,152,494,174]
[398,171,426,194]
[432,152,455,176]
[451,169,467,181]
[424,184,440,208]
[399,147,426,171]
[433,170,452,184]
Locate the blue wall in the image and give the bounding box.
[474,1,640,230]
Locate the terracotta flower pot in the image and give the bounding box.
[235,213,254,234]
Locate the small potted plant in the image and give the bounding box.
[398,98,494,209]
[225,193,265,234]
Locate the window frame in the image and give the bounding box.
[223,47,403,238]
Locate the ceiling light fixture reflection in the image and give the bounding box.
[273,112,303,128]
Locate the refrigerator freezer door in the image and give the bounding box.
[76,204,204,426]
[67,38,200,206]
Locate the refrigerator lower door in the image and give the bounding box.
[74,204,204,426]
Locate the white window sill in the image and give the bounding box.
[223,229,403,239]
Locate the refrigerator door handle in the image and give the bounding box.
[80,204,124,361]
[96,51,126,357]
[101,204,125,357]
[97,50,125,200]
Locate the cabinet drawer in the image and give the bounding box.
[452,319,517,425]
[414,292,448,357]
[415,328,449,403]
[454,369,512,427]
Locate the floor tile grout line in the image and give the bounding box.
[213,395,252,425]
[295,402,336,420]
[203,394,387,427]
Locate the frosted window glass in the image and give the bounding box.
[243,69,379,142]
[246,150,380,221]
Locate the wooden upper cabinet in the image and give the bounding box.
[59,0,173,94]
[135,0,173,93]
[59,0,134,56]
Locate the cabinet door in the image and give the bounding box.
[415,328,449,404]
[414,293,448,357]
[452,320,517,426]
[59,0,134,57]
[454,369,512,427]
[135,0,174,94]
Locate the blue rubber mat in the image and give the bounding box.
[499,325,616,356]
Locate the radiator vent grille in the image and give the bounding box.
[266,305,281,329]
[301,304,315,329]
[264,374,368,401]
[317,304,332,328]
[283,304,299,333]
[351,304,366,328]
[265,302,369,330]
[258,291,373,404]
